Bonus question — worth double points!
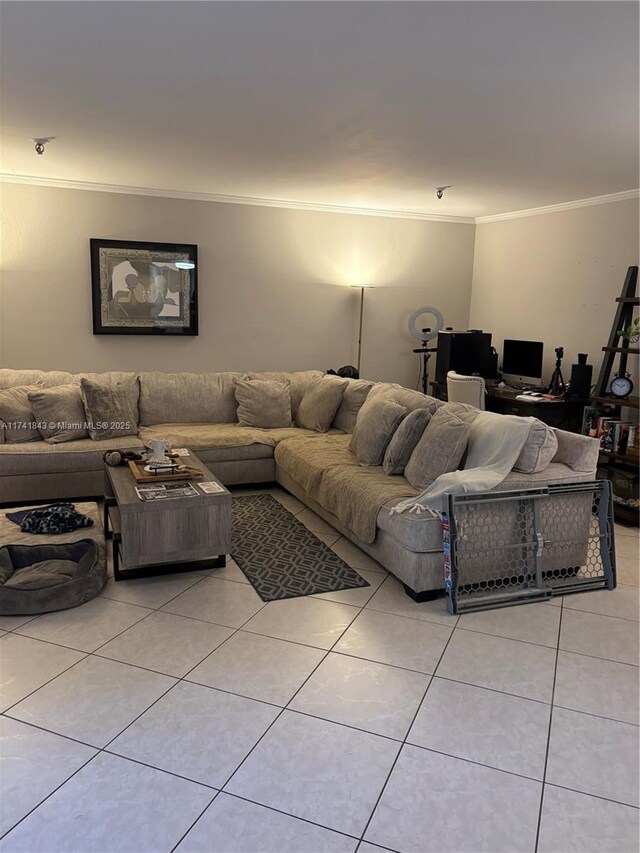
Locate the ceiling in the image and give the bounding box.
[1,1,638,219]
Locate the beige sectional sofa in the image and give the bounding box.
[0,368,600,595]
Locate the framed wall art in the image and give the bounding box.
[90,239,198,335]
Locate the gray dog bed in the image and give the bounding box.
[0,539,106,616]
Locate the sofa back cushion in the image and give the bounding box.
[404,406,471,489]
[0,369,74,390]
[383,408,432,475]
[138,372,244,425]
[27,385,89,444]
[356,399,407,466]
[367,383,444,415]
[0,385,44,443]
[247,370,323,419]
[235,378,293,428]
[332,379,374,433]
[514,419,559,474]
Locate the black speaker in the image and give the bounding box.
[435,330,495,384]
[568,354,592,398]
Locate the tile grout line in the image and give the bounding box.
[1,648,93,717]
[2,493,637,847]
[220,596,365,791]
[169,790,220,852]
[355,617,459,847]
[95,591,277,755]
[4,701,636,847]
[0,747,101,843]
[0,543,279,843]
[533,596,564,852]
[174,790,364,852]
[3,618,638,845]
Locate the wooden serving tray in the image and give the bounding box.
[127,460,203,484]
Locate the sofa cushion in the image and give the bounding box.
[377,497,443,553]
[235,378,293,428]
[80,378,140,441]
[0,369,74,390]
[0,436,144,476]
[247,370,323,419]
[444,401,484,424]
[317,463,418,544]
[28,385,89,444]
[138,372,245,425]
[350,384,442,453]
[0,385,43,443]
[332,379,374,433]
[366,383,443,415]
[274,433,357,494]
[296,377,348,432]
[356,400,407,466]
[514,419,559,474]
[139,423,337,461]
[383,408,432,475]
[404,406,471,489]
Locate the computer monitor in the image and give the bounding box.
[502,339,544,388]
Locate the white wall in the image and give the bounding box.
[0,183,475,389]
[470,199,640,387]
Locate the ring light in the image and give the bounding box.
[408,306,444,342]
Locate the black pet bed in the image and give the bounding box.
[0,539,106,616]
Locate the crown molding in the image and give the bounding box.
[2,173,636,225]
[476,189,640,224]
[0,173,475,224]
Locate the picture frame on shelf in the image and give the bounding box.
[90,239,198,336]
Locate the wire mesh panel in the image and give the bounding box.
[444,481,615,615]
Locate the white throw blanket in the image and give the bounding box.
[391,411,535,517]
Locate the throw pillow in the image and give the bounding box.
[350,383,442,454]
[0,384,44,443]
[234,378,293,428]
[514,419,559,474]
[404,406,471,489]
[355,399,407,467]
[247,370,323,419]
[382,408,432,475]
[28,384,89,444]
[80,377,140,441]
[332,379,374,432]
[296,377,348,432]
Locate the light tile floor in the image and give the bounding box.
[0,488,638,852]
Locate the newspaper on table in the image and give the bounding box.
[135,483,200,501]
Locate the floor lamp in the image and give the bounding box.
[351,285,375,375]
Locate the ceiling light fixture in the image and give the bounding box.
[435,185,452,199]
[31,137,55,155]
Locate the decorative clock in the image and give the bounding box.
[609,373,634,398]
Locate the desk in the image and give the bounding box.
[430,382,586,433]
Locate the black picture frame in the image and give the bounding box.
[90,239,198,336]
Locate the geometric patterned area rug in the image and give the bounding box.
[231,494,369,602]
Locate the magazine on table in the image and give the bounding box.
[135,483,200,501]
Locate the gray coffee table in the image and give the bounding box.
[103,450,231,581]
